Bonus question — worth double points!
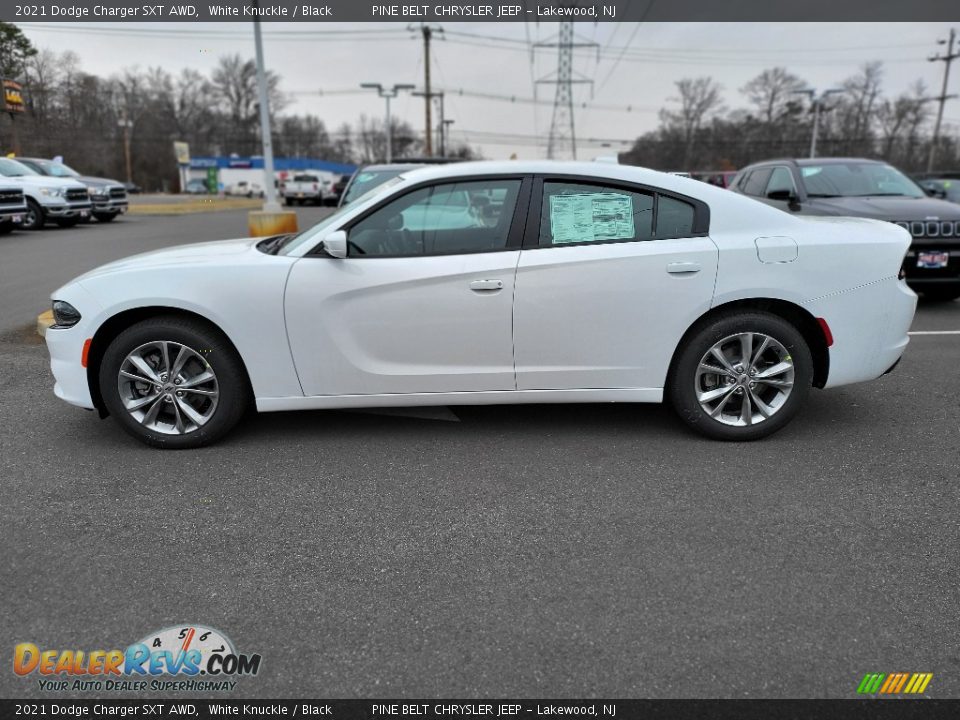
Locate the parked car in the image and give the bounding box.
[0,157,92,229]
[123,182,142,195]
[331,174,350,204]
[225,180,264,198]
[184,178,212,195]
[692,170,738,188]
[0,185,27,234]
[16,157,128,223]
[281,173,334,206]
[917,177,960,204]
[731,157,960,301]
[46,161,916,448]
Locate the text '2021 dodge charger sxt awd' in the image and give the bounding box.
[46,161,916,447]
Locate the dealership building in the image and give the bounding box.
[186,156,357,190]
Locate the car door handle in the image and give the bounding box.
[666,262,702,275]
[470,279,504,292]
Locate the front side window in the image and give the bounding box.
[539,182,654,246]
[347,179,522,257]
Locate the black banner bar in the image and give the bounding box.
[0,0,958,23]
[3,700,960,720]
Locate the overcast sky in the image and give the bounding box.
[19,21,960,160]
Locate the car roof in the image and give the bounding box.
[356,164,426,172]
[743,157,886,169]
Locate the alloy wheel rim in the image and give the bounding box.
[117,341,219,435]
[695,332,794,427]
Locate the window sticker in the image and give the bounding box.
[549,192,635,243]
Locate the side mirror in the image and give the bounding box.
[322,230,347,259]
[924,186,946,199]
[767,189,796,202]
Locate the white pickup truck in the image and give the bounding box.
[0,157,91,229]
[281,173,334,206]
[0,185,27,234]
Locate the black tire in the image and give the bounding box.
[922,287,960,302]
[667,312,813,441]
[23,199,45,230]
[93,212,117,223]
[98,316,251,449]
[56,217,79,228]
[0,220,13,235]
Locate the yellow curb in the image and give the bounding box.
[37,310,54,338]
[128,198,262,215]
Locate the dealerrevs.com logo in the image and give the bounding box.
[13,625,261,692]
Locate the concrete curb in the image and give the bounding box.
[128,198,262,215]
[37,310,54,338]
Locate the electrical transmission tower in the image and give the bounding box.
[535,21,597,160]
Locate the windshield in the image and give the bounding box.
[281,175,406,256]
[0,158,39,177]
[30,160,80,178]
[343,168,411,205]
[800,163,925,198]
[293,175,318,182]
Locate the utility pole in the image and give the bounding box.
[361,83,414,162]
[410,24,443,157]
[927,28,959,173]
[253,18,280,211]
[792,87,844,158]
[413,90,445,157]
[534,20,597,160]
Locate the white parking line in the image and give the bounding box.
[908,330,960,335]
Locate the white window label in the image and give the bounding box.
[549,192,635,243]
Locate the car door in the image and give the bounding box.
[513,177,718,391]
[284,176,530,396]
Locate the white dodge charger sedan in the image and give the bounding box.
[46,161,917,448]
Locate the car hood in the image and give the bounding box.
[2,175,87,189]
[78,175,124,189]
[804,195,960,220]
[70,237,263,284]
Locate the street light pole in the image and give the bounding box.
[253,18,280,211]
[792,88,845,158]
[361,83,415,163]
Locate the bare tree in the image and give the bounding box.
[740,67,807,124]
[659,77,725,170]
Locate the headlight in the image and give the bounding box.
[52,300,82,327]
[40,187,65,198]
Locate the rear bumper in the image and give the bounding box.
[804,277,917,389]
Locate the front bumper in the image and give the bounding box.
[43,200,94,218]
[0,207,26,223]
[46,322,95,410]
[90,198,129,214]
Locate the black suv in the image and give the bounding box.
[731,158,960,301]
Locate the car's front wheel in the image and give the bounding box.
[99,317,250,448]
[93,212,117,223]
[922,286,960,302]
[668,312,813,441]
[23,199,45,230]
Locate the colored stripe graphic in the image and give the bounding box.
[857,672,932,694]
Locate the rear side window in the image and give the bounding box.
[539,182,654,245]
[741,169,773,196]
[538,181,699,245]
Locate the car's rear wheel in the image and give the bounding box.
[668,312,813,441]
[99,317,250,448]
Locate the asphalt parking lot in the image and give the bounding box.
[1,209,959,699]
